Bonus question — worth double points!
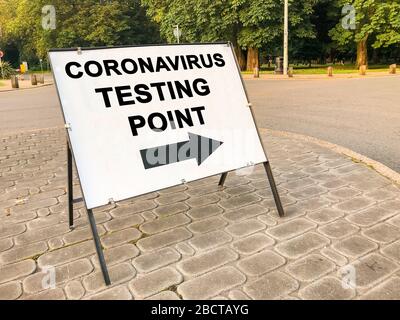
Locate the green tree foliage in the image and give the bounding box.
[0,0,160,65]
[141,0,321,70]
[330,0,400,66]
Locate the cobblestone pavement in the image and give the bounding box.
[1,127,400,300]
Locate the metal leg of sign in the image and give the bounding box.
[67,143,74,229]
[218,172,228,187]
[66,141,111,285]
[263,161,285,217]
[87,209,111,285]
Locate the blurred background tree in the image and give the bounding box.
[0,0,398,70]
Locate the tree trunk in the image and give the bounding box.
[235,46,247,71]
[356,37,368,68]
[232,42,247,71]
[246,47,258,71]
[246,47,259,71]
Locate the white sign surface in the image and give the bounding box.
[50,43,267,209]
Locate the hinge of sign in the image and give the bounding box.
[181,179,187,185]
[77,47,82,55]
[108,198,115,206]
[246,103,252,108]
[64,123,72,131]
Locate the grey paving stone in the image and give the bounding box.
[0,282,22,300]
[299,277,355,300]
[189,230,232,251]
[129,267,183,298]
[109,201,157,217]
[175,242,195,256]
[237,250,286,277]
[146,291,180,300]
[154,202,189,217]
[262,195,296,209]
[231,233,274,255]
[101,228,142,249]
[381,240,400,262]
[296,196,328,212]
[187,204,223,220]
[140,213,190,234]
[219,193,261,210]
[185,194,220,207]
[286,254,335,282]
[318,220,359,239]
[350,253,398,289]
[64,280,85,300]
[365,189,397,201]
[37,241,95,267]
[243,271,299,300]
[379,199,400,212]
[335,196,375,212]
[91,244,139,268]
[224,185,255,197]
[14,223,70,245]
[225,218,266,237]
[48,237,64,250]
[280,178,315,191]
[346,206,396,227]
[178,247,238,277]
[307,208,344,224]
[257,215,278,226]
[137,228,192,252]
[362,224,400,243]
[83,263,136,292]
[320,248,348,267]
[155,193,189,205]
[223,204,267,222]
[187,216,227,234]
[275,232,330,259]
[133,247,181,273]
[291,185,327,200]
[0,223,26,240]
[327,187,361,200]
[63,225,106,246]
[104,214,144,232]
[228,290,251,300]
[361,276,400,300]
[0,238,13,252]
[26,214,65,230]
[0,241,48,264]
[23,259,93,294]
[86,285,132,300]
[178,266,245,300]
[0,260,36,284]
[387,215,400,228]
[185,184,221,197]
[23,288,66,300]
[333,235,378,259]
[267,218,316,240]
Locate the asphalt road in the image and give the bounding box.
[246,76,400,173]
[0,76,399,173]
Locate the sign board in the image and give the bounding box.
[49,43,267,209]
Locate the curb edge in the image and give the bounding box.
[260,128,400,186]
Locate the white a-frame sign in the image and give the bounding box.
[49,42,284,285]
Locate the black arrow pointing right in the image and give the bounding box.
[140,133,223,169]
